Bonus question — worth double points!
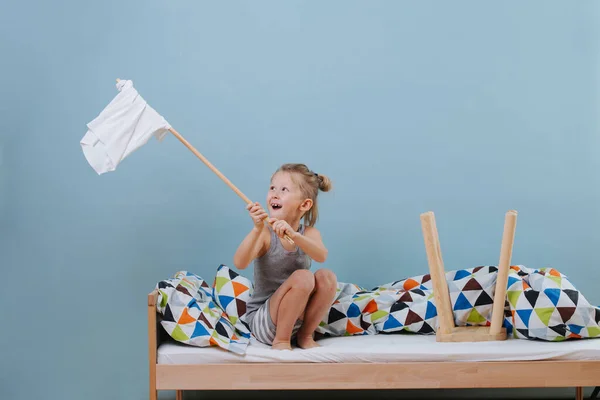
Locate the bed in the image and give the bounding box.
[148,290,600,399]
[147,211,600,399]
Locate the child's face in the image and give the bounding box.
[267,172,311,222]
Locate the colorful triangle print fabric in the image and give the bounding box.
[504,265,600,341]
[155,265,252,354]
[316,265,600,342]
[155,264,600,354]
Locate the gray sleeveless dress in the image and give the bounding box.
[244,224,312,344]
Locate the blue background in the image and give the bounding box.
[1,1,599,399]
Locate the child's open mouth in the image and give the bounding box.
[270,203,282,210]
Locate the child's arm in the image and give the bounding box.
[271,219,328,263]
[293,226,328,263]
[233,228,268,269]
[233,202,269,269]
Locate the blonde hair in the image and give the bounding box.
[272,163,332,227]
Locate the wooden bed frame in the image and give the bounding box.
[147,293,600,399]
[147,210,600,399]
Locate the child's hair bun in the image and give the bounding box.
[316,174,332,192]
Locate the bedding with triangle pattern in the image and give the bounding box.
[154,264,600,354]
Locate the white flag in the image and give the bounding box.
[81,79,171,174]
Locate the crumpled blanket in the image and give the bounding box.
[155,264,600,354]
[155,266,252,354]
[317,265,600,341]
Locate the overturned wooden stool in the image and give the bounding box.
[420,210,518,342]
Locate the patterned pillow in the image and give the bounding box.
[156,270,251,354]
[212,265,253,333]
[505,265,600,341]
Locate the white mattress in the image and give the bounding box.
[157,334,600,364]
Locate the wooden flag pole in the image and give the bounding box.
[115,79,294,244]
[167,126,252,204]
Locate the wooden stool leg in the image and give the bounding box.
[490,210,517,335]
[421,211,455,336]
[576,386,583,400]
[176,390,183,400]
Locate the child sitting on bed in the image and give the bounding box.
[233,163,337,350]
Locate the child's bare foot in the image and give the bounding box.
[271,340,292,350]
[297,336,320,349]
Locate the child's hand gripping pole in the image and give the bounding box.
[115,79,294,245]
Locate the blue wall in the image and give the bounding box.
[1,1,599,399]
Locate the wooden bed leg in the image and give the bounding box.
[420,211,455,336]
[148,290,158,400]
[176,390,183,400]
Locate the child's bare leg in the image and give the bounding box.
[296,269,337,349]
[268,270,315,350]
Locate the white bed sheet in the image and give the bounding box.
[157,334,600,364]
